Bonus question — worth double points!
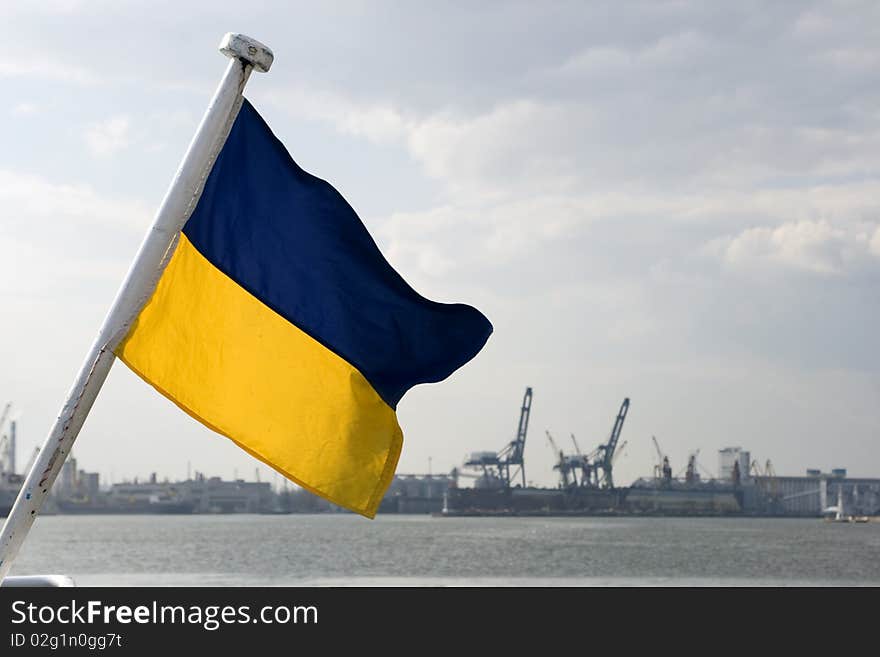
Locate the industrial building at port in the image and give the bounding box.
[54,458,277,515]
[2,396,879,517]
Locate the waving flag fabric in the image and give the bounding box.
[115,99,492,517]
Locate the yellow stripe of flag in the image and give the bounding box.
[117,234,403,517]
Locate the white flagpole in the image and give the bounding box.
[0,33,273,582]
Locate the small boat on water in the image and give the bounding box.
[823,487,871,523]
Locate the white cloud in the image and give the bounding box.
[0,169,150,342]
[269,64,880,208]
[380,193,601,286]
[554,31,713,79]
[707,219,879,275]
[268,88,583,198]
[0,57,99,85]
[85,116,131,157]
[11,102,39,116]
[273,75,880,292]
[264,88,410,144]
[406,100,578,197]
[0,169,150,229]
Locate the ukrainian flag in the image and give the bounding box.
[115,99,492,517]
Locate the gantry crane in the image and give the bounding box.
[592,398,629,489]
[546,431,570,487]
[464,387,532,489]
[570,433,594,486]
[547,430,595,488]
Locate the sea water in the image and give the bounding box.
[8,514,879,586]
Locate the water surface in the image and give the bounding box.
[9,514,879,586]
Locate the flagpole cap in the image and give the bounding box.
[219,33,273,73]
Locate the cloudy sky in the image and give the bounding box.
[1,1,878,490]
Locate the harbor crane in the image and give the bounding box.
[651,435,673,482]
[547,430,593,488]
[464,387,532,489]
[546,431,571,488]
[651,436,664,478]
[569,433,595,485]
[592,398,629,489]
[651,435,672,486]
[751,459,781,506]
